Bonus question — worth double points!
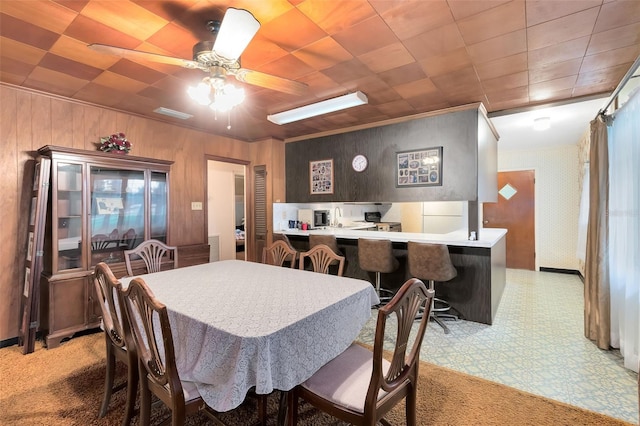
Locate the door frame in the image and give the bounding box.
[205,155,250,261]
[483,167,539,271]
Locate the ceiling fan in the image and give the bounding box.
[88,8,308,99]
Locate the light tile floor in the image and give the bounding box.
[357,269,639,424]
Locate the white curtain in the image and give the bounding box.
[607,87,640,373]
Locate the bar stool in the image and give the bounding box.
[358,238,399,305]
[309,234,340,255]
[308,234,343,269]
[407,241,458,334]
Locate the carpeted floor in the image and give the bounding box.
[0,332,633,426]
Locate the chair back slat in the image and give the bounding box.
[124,239,178,276]
[299,244,345,276]
[262,240,298,268]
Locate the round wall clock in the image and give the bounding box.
[352,154,368,172]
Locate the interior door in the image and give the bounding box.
[483,170,535,270]
[253,166,267,261]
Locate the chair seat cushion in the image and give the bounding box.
[300,343,389,413]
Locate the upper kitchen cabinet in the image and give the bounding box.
[285,103,498,204]
[36,145,172,348]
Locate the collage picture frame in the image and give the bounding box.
[396,146,443,187]
[310,159,334,194]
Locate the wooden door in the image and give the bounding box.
[483,170,535,270]
[253,166,267,262]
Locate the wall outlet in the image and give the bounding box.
[191,201,203,210]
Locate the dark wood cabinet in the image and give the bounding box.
[37,146,172,348]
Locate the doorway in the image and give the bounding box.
[207,160,246,261]
[234,174,245,260]
[483,170,536,270]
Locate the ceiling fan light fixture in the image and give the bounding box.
[210,84,245,113]
[188,79,245,112]
[267,91,368,125]
[213,8,260,61]
[187,81,212,105]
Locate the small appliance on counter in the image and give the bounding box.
[296,209,330,229]
[297,209,313,229]
[313,210,330,228]
[364,212,403,232]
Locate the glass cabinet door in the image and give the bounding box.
[150,171,168,242]
[56,163,83,271]
[89,166,145,267]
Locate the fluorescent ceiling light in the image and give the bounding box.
[533,116,551,131]
[153,107,193,120]
[267,91,368,125]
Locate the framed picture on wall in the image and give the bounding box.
[95,197,124,214]
[396,146,443,187]
[310,159,334,194]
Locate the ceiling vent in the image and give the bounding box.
[153,107,193,120]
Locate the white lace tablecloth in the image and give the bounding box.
[120,260,379,412]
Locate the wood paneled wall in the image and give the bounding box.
[0,84,284,341]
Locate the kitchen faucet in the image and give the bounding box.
[332,206,342,227]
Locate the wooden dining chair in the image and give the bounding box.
[124,238,178,276]
[120,277,222,426]
[93,262,137,426]
[262,240,298,268]
[120,227,137,250]
[273,233,294,249]
[91,234,113,251]
[298,243,345,276]
[287,278,434,426]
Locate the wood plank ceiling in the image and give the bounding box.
[1,0,639,142]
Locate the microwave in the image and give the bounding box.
[313,210,330,228]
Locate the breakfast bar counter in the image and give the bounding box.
[277,228,507,325]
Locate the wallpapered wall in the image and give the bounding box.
[499,144,581,271]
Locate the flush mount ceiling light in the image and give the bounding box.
[267,91,368,125]
[533,116,551,131]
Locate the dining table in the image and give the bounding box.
[119,259,379,413]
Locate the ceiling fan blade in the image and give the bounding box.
[88,43,202,69]
[234,69,308,96]
[212,8,260,61]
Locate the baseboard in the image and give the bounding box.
[0,328,101,350]
[539,267,583,279]
[0,337,18,349]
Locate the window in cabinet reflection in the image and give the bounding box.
[90,167,145,266]
[57,163,83,270]
[150,171,168,242]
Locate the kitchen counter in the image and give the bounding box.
[279,227,507,325]
[279,227,506,249]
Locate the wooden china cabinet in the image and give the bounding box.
[36,146,172,348]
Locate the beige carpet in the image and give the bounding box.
[0,332,633,426]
